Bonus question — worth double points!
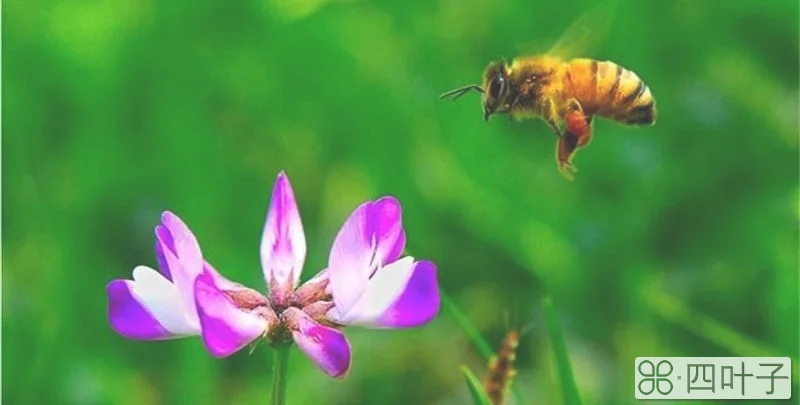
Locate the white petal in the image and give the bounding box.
[329,257,416,325]
[327,202,374,315]
[130,266,200,335]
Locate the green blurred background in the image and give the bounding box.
[4,0,799,404]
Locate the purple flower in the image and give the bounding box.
[107,172,441,378]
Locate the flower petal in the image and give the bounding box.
[107,266,200,340]
[260,171,307,291]
[327,205,372,314]
[153,235,172,281]
[327,197,406,315]
[284,307,351,378]
[194,272,268,358]
[160,212,203,273]
[203,261,246,292]
[329,258,440,328]
[365,197,406,264]
[156,211,206,321]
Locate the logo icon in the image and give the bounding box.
[638,359,674,395]
[634,357,792,400]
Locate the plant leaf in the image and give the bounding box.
[441,289,494,359]
[461,365,494,405]
[443,288,527,404]
[542,295,583,405]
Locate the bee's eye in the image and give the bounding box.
[489,74,505,99]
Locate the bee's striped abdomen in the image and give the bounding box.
[597,60,656,125]
[565,59,657,126]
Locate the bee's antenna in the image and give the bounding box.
[439,84,484,100]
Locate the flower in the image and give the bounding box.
[106,212,267,342]
[107,171,441,378]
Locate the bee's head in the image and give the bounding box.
[482,61,510,121]
[438,60,511,121]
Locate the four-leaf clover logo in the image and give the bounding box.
[638,359,674,395]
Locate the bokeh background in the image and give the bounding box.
[4,0,799,404]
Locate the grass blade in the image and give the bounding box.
[461,365,494,405]
[542,295,582,405]
[646,288,800,384]
[441,289,494,359]
[442,288,527,404]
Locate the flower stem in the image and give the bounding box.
[271,343,291,405]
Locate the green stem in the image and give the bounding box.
[543,296,582,405]
[271,344,291,405]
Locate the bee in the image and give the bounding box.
[482,329,521,405]
[440,7,657,179]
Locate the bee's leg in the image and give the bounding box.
[555,98,592,179]
[580,116,594,146]
[555,135,579,180]
[542,98,563,137]
[506,89,524,122]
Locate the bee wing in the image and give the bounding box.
[546,3,617,60]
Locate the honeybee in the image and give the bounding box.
[440,7,657,179]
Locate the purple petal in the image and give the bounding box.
[260,171,307,293]
[160,212,203,275]
[107,266,200,340]
[153,236,171,281]
[155,220,176,256]
[327,203,372,314]
[107,280,168,340]
[374,260,440,327]
[329,259,440,328]
[203,261,245,292]
[364,197,406,264]
[156,212,206,321]
[284,307,351,378]
[194,272,268,358]
[327,197,406,315]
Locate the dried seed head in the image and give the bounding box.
[483,330,520,405]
